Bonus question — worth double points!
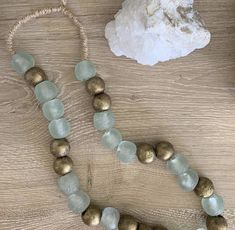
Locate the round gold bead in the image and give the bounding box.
[92,93,111,111]
[53,156,73,175]
[138,223,152,230]
[152,225,168,230]
[118,215,138,230]
[86,76,105,95]
[155,141,174,161]
[194,177,214,198]
[82,204,101,226]
[206,215,228,230]
[137,143,155,164]
[50,139,70,158]
[24,67,47,87]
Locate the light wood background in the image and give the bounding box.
[0,0,234,229]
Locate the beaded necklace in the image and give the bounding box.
[7,1,228,230]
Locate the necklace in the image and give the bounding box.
[6,1,228,230]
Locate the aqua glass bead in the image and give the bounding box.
[101,207,120,230]
[75,60,96,81]
[177,168,199,192]
[34,80,58,104]
[57,172,80,196]
[101,128,122,150]
[116,141,137,163]
[93,111,115,131]
[68,190,90,214]
[166,154,189,175]
[11,52,35,75]
[42,98,64,121]
[48,118,70,139]
[201,194,224,216]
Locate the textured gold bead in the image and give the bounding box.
[24,67,47,87]
[82,204,101,226]
[138,223,152,230]
[155,141,174,161]
[206,216,228,230]
[194,177,214,198]
[92,93,111,111]
[86,76,105,95]
[118,215,138,230]
[137,143,155,164]
[53,156,73,175]
[50,139,70,158]
[152,225,168,230]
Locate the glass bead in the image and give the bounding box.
[42,98,64,121]
[166,154,189,175]
[68,190,90,214]
[201,194,224,216]
[101,128,122,150]
[11,52,35,75]
[116,141,137,163]
[177,168,199,192]
[93,110,115,131]
[57,172,80,196]
[34,80,58,104]
[75,60,96,81]
[48,118,70,139]
[101,207,120,230]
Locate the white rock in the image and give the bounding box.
[105,0,211,66]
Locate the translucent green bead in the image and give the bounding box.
[34,80,58,104]
[93,111,115,131]
[101,128,122,150]
[48,118,70,139]
[75,60,96,81]
[11,52,35,75]
[101,207,120,230]
[201,194,224,216]
[116,141,137,163]
[42,98,64,121]
[166,154,189,175]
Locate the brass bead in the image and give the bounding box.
[24,67,47,87]
[53,156,73,175]
[152,225,168,230]
[92,93,111,111]
[50,139,70,158]
[206,216,228,230]
[86,76,105,95]
[138,223,152,230]
[194,177,214,198]
[118,215,138,230]
[82,204,101,226]
[137,143,155,164]
[155,141,174,161]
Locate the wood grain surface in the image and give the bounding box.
[0,0,234,229]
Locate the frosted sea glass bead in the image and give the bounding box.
[11,52,35,75]
[101,128,122,150]
[177,168,199,192]
[57,172,80,196]
[101,207,120,230]
[116,141,137,163]
[48,118,70,139]
[34,80,58,104]
[201,194,224,216]
[68,190,90,214]
[166,154,189,175]
[75,60,96,81]
[42,98,64,121]
[93,111,115,131]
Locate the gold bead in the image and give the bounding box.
[206,216,228,230]
[194,177,214,198]
[118,215,138,230]
[24,67,47,87]
[137,143,155,164]
[86,76,105,95]
[53,156,73,175]
[152,225,168,230]
[138,223,152,230]
[92,93,111,111]
[82,204,101,226]
[155,141,174,161]
[50,139,70,158]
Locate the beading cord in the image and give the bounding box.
[6,0,88,60]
